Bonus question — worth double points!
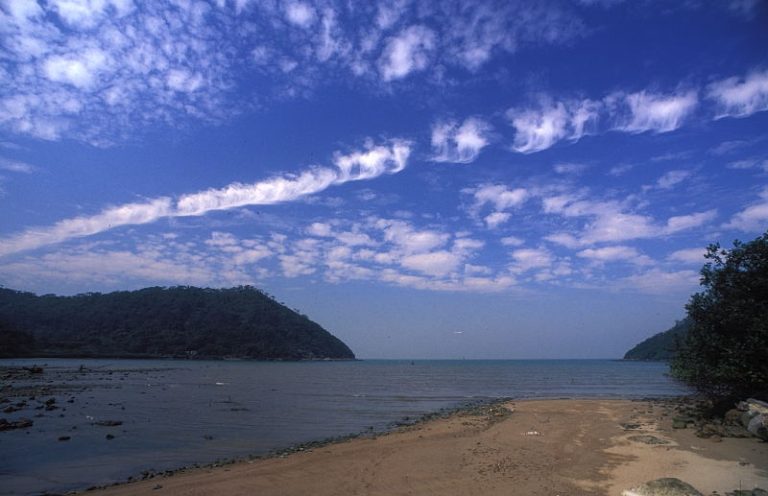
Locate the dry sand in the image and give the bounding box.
[90,399,768,496]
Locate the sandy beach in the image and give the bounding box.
[87,399,768,496]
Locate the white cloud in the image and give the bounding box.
[543,191,716,247]
[0,139,411,257]
[375,219,448,254]
[401,250,461,277]
[470,184,529,212]
[727,158,768,171]
[665,210,717,233]
[430,117,491,164]
[725,187,768,232]
[484,212,511,229]
[307,222,333,237]
[43,49,109,89]
[656,170,691,190]
[0,158,35,173]
[708,69,768,119]
[378,25,435,81]
[554,162,588,175]
[510,247,553,272]
[577,245,650,265]
[613,90,698,134]
[507,97,600,153]
[667,248,707,264]
[284,1,316,27]
[617,268,699,294]
[500,236,525,247]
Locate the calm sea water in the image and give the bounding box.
[0,358,687,495]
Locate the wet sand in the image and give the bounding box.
[88,399,768,496]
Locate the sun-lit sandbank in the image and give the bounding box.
[86,398,768,496]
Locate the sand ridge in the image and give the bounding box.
[88,399,768,496]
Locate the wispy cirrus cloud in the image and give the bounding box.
[507,89,697,153]
[708,69,768,119]
[430,117,492,164]
[0,139,411,257]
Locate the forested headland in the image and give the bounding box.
[0,286,355,360]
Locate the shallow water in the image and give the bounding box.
[0,358,687,495]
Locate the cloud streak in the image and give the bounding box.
[0,139,412,257]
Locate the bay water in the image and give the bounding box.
[0,358,687,495]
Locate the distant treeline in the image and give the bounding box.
[623,318,692,361]
[0,286,355,360]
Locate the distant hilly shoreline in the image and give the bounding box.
[623,318,691,361]
[0,286,355,361]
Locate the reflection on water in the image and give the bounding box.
[0,358,687,495]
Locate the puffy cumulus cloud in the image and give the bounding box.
[484,212,511,229]
[616,268,699,294]
[466,184,528,229]
[378,25,435,81]
[0,233,266,292]
[576,245,651,265]
[510,247,554,273]
[0,139,411,256]
[0,1,587,143]
[469,184,528,212]
[430,117,492,164]
[507,97,600,153]
[724,187,768,232]
[664,210,717,233]
[708,69,768,119]
[667,248,707,264]
[401,250,462,277]
[284,1,316,27]
[542,191,717,247]
[611,90,698,134]
[1,1,236,143]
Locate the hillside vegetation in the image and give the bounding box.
[623,318,691,361]
[0,286,355,360]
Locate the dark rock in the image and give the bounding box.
[94,420,123,427]
[58,435,70,441]
[106,434,115,440]
[622,478,703,496]
[628,435,670,445]
[0,418,33,431]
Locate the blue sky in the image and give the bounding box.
[1,0,767,359]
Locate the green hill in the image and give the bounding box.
[624,318,691,361]
[0,286,354,360]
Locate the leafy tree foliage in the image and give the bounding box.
[0,286,355,360]
[671,232,768,400]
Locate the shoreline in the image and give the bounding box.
[80,397,768,496]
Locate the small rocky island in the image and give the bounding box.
[0,285,355,360]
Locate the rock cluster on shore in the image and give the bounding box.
[623,478,767,496]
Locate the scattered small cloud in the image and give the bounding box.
[708,69,768,119]
[430,117,492,164]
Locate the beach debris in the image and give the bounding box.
[621,422,643,431]
[726,489,768,496]
[523,430,541,436]
[672,417,696,429]
[622,478,703,496]
[58,435,71,441]
[627,435,670,445]
[0,418,33,431]
[93,420,123,427]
